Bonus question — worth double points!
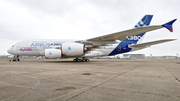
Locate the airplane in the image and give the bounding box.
[116,55,131,59]
[7,55,14,58]
[176,53,180,59]
[107,56,117,59]
[7,15,177,62]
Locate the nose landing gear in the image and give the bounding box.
[9,55,20,62]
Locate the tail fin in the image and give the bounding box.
[126,15,153,44]
[135,15,153,28]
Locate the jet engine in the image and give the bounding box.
[45,43,87,59]
[45,49,62,59]
[61,43,87,56]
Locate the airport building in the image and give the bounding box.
[123,54,145,59]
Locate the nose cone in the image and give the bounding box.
[7,47,13,54]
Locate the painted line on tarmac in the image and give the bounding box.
[49,64,142,101]
[162,64,180,82]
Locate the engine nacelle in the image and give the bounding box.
[45,49,62,59]
[62,43,85,56]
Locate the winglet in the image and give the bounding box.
[162,19,177,32]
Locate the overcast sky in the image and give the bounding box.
[0,0,179,56]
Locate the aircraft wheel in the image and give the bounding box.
[78,59,82,62]
[73,59,87,62]
[85,59,89,62]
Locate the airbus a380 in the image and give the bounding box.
[7,15,177,62]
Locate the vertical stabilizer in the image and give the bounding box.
[126,15,153,44]
[135,15,153,28]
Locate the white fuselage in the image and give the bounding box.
[8,39,74,56]
[7,39,124,58]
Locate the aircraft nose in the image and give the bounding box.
[7,47,12,54]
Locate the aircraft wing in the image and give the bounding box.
[87,19,177,41]
[87,26,163,41]
[129,39,176,48]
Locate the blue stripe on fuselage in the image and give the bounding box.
[108,40,137,56]
[108,33,144,56]
[108,15,153,56]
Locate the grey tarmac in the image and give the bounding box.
[0,58,180,101]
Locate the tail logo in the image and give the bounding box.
[126,36,142,40]
[135,15,153,28]
[136,20,146,27]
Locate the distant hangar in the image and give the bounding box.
[123,54,145,59]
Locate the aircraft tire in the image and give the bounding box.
[85,59,89,62]
[73,59,76,62]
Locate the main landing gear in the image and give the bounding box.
[73,58,90,62]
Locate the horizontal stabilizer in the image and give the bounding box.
[129,39,176,48]
[162,19,177,32]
